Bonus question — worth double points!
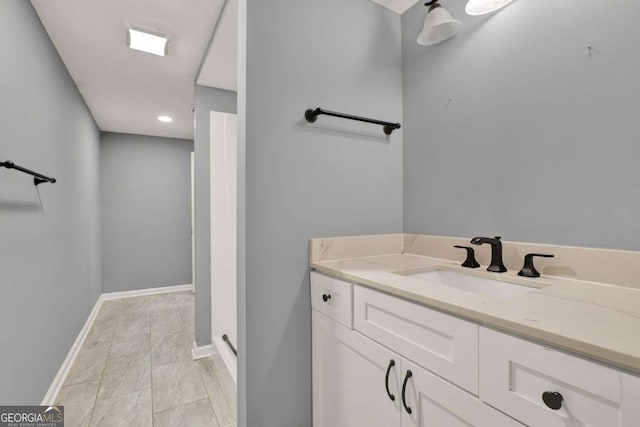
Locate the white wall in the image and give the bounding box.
[210,112,238,358]
[194,86,237,346]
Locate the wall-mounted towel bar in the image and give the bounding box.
[222,334,237,357]
[304,107,401,135]
[0,161,56,185]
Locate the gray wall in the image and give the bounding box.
[193,85,237,346]
[0,1,101,404]
[239,0,403,425]
[100,132,194,293]
[402,0,640,251]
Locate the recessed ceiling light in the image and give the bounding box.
[128,28,167,56]
[465,0,514,15]
[158,116,173,123]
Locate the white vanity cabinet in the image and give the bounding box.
[353,284,479,394]
[311,271,640,427]
[312,310,401,427]
[311,273,523,427]
[480,328,640,427]
[401,358,522,427]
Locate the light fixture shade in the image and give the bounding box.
[128,28,168,56]
[465,0,514,16]
[417,5,462,46]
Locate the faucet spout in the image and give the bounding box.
[470,236,507,273]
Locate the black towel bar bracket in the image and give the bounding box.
[0,161,56,186]
[304,107,401,135]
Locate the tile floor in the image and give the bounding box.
[56,291,236,427]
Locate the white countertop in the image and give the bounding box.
[311,252,640,374]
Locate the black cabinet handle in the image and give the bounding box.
[385,359,396,401]
[401,370,413,414]
[322,294,331,302]
[384,359,396,401]
[542,391,563,410]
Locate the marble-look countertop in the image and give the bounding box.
[311,252,640,374]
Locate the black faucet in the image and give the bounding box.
[470,236,507,273]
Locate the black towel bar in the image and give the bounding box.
[304,107,401,135]
[222,334,237,357]
[1,160,56,185]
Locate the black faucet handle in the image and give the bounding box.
[518,253,555,278]
[454,245,481,268]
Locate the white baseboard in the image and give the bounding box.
[212,336,237,385]
[42,284,193,405]
[41,294,105,405]
[102,284,193,301]
[192,342,217,360]
[212,352,237,404]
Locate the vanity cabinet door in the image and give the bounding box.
[353,284,479,394]
[312,310,401,427]
[400,359,524,427]
[480,327,640,427]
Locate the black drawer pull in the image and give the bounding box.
[401,370,413,414]
[542,391,563,410]
[322,294,331,302]
[385,360,396,401]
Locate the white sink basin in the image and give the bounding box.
[403,269,537,299]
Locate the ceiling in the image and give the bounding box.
[30,0,413,140]
[31,0,226,140]
[370,0,420,14]
[197,0,238,91]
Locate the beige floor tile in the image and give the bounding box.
[84,324,115,348]
[197,359,237,426]
[121,296,151,312]
[109,333,150,358]
[93,301,126,329]
[153,398,219,427]
[145,293,177,312]
[152,361,208,413]
[113,312,149,339]
[173,291,194,308]
[150,308,185,338]
[97,352,150,401]
[64,343,109,386]
[89,389,152,427]
[150,332,192,366]
[56,380,99,427]
[60,292,234,427]
[96,300,127,318]
[179,304,195,343]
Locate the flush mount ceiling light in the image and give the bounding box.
[158,116,173,123]
[128,28,168,56]
[417,1,461,46]
[465,0,514,15]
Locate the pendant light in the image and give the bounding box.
[417,1,461,46]
[465,0,514,16]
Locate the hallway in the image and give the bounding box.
[55,291,236,427]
